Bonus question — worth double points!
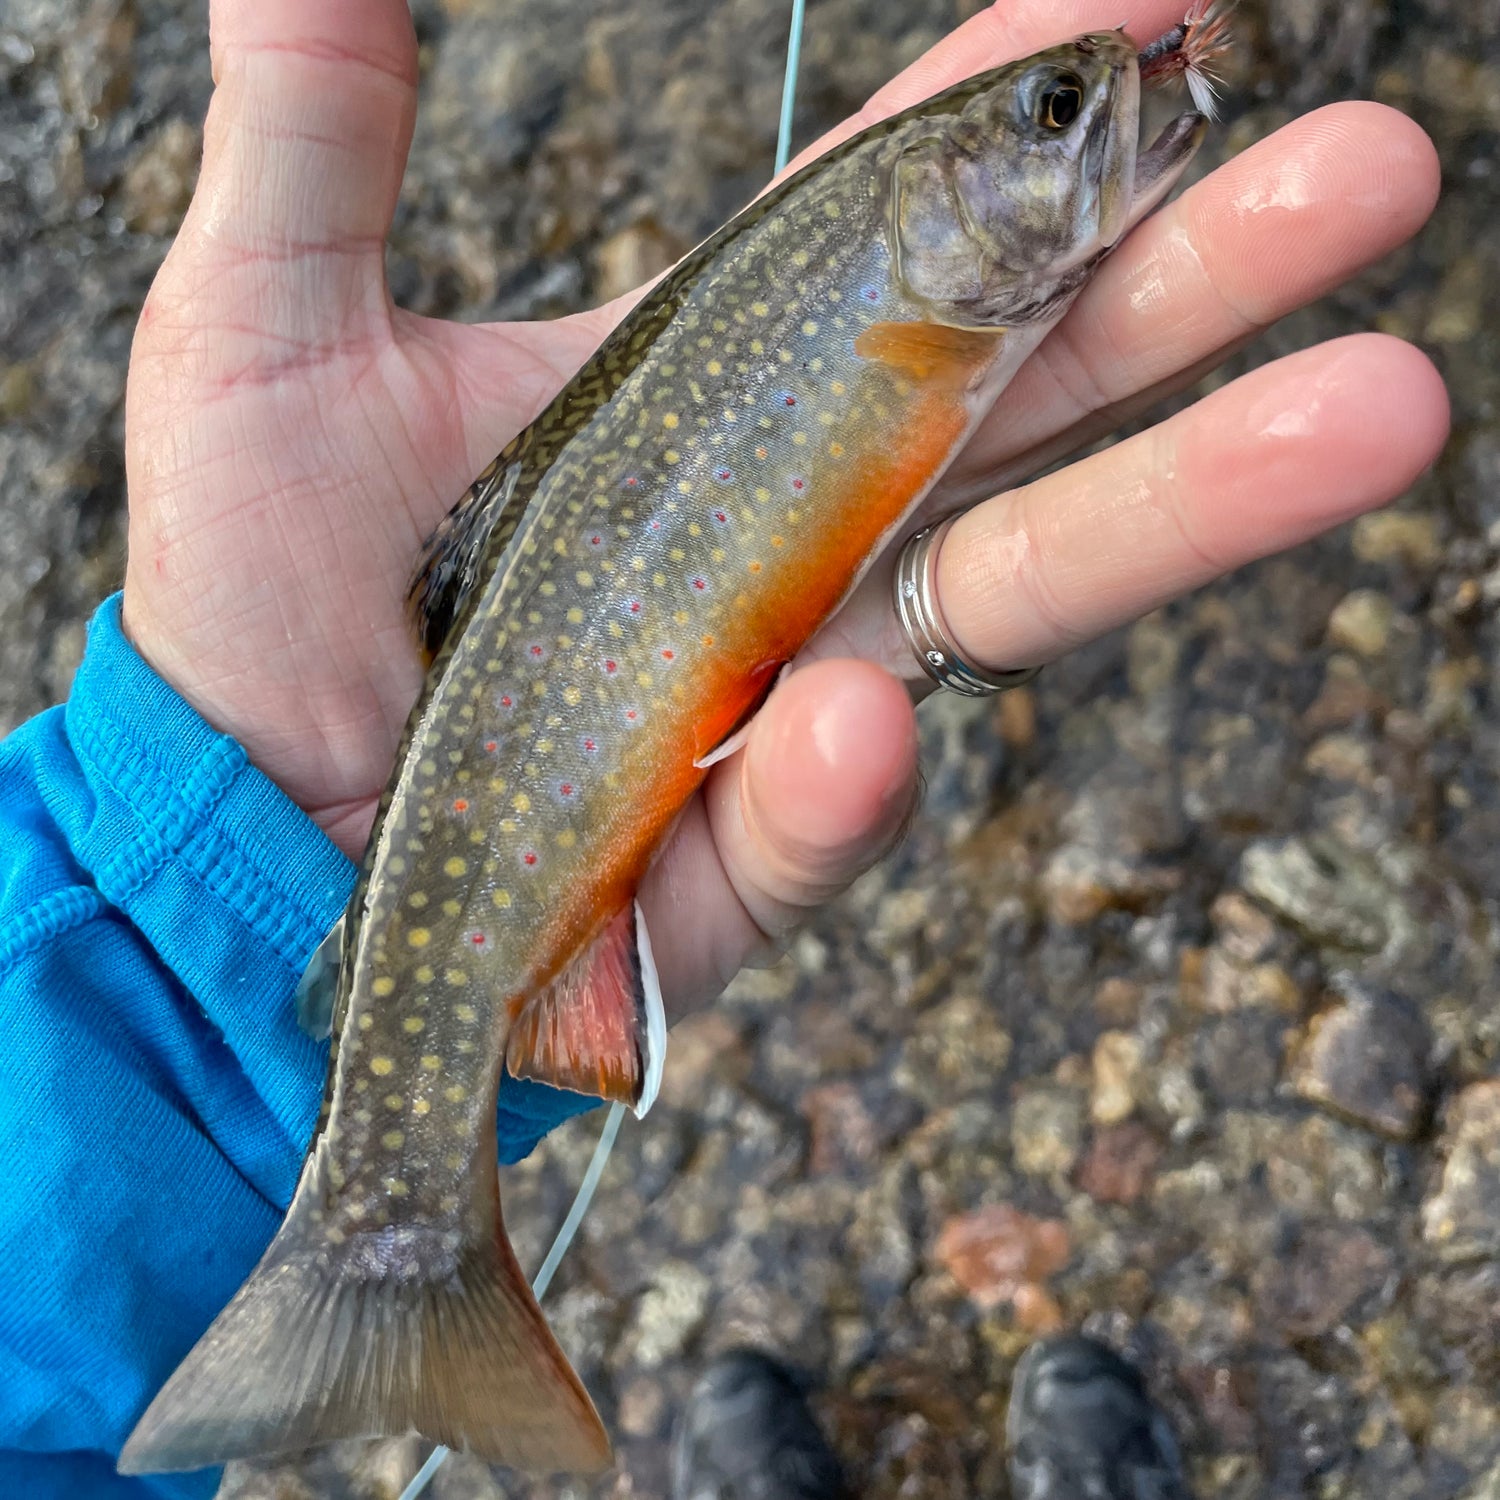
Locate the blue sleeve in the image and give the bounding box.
[0,593,598,1496]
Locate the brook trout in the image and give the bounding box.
[122,29,1204,1477]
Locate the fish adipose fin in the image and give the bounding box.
[853,320,1000,385]
[506,902,666,1119]
[118,1148,611,1476]
[408,456,526,661]
[293,914,344,1039]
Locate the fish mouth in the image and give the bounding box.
[1088,61,1135,250]
[1126,109,1208,230]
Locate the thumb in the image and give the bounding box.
[138,0,417,372]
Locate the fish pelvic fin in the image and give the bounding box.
[506,901,666,1118]
[293,913,344,1039]
[118,1163,612,1477]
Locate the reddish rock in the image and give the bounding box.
[1077,1122,1164,1205]
[934,1205,1070,1312]
[802,1081,878,1174]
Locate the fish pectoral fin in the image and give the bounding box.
[408,454,528,662]
[506,901,666,1116]
[853,320,1001,385]
[293,914,344,1040]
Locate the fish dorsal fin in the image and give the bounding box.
[854,321,1001,385]
[506,903,665,1117]
[407,455,525,661]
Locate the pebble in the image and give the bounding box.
[1010,1085,1085,1178]
[1090,1031,1144,1125]
[1076,1121,1163,1205]
[933,1204,1070,1314]
[1289,976,1433,1141]
[1328,589,1398,657]
[1251,1223,1395,1337]
[626,1260,712,1368]
[1423,1080,1500,1262]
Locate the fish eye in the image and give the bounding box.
[1036,72,1084,130]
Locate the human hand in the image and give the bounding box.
[122,0,1448,1024]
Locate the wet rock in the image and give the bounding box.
[1289,976,1434,1141]
[593,218,684,302]
[933,1204,1069,1315]
[118,115,198,235]
[625,1260,712,1368]
[1423,1080,1500,1263]
[894,991,1012,1107]
[1089,1030,1144,1125]
[1076,1122,1164,1205]
[1328,588,1399,658]
[1010,1085,1085,1178]
[1240,834,1418,956]
[802,1081,879,1175]
[1353,510,1443,570]
[1251,1223,1395,1337]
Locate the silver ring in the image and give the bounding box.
[893,517,1041,697]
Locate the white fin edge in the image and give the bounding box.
[693,722,753,771]
[634,901,666,1119]
[1185,67,1220,121]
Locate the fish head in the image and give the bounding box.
[889,30,1206,326]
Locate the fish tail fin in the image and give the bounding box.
[118,1168,611,1477]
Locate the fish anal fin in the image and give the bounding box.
[408,454,527,662]
[119,1163,611,1476]
[294,915,344,1040]
[691,658,786,770]
[853,320,1001,385]
[506,905,647,1108]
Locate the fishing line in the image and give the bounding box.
[397,1102,628,1500]
[400,6,810,1494]
[775,0,808,175]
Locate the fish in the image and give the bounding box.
[119,27,1206,1479]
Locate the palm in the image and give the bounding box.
[121,0,1447,1015]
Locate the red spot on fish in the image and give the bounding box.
[625,709,639,722]
[783,394,796,406]
[712,510,728,525]
[470,931,487,947]
[523,851,538,867]
[588,533,604,548]
[863,286,879,301]
[661,649,675,662]
[499,695,513,709]
[484,740,499,752]
[604,659,617,674]
[649,518,662,531]
[452,798,469,813]
[755,446,768,460]
[629,599,643,614]
[791,477,805,492]
[692,578,707,591]
[582,737,597,752]
[623,476,641,488]
[529,644,544,658]
[559,783,575,797]
[715,467,733,482]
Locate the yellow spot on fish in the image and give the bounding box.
[771,534,785,547]
[802,319,819,336]
[407,926,431,949]
[563,685,581,706]
[442,899,461,917]
[754,487,770,504]
[370,1057,395,1077]
[792,431,807,446]
[413,1098,431,1116]
[751,301,769,317]
[373,977,395,997]
[446,969,467,987]
[749,560,763,573]
[513,792,531,813]
[567,607,584,625]
[385,1093,404,1111]
[750,338,764,355]
[662,412,679,429]
[403,1016,425,1034]
[382,1130,405,1149]
[455,1002,477,1023]
[823,199,841,218]
[557,829,577,849]
[385,1178,409,1197]
[829,441,844,457]
[706,359,722,375]
[386,857,406,876]
[415,965,435,984]
[421,1054,442,1071]
[358,1013,374,1031]
[576,570,594,587]
[443,856,467,878]
[445,1084,468,1103]
[492,890,511,910]
[637,671,653,687]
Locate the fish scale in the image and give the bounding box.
[121,28,1209,1480]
